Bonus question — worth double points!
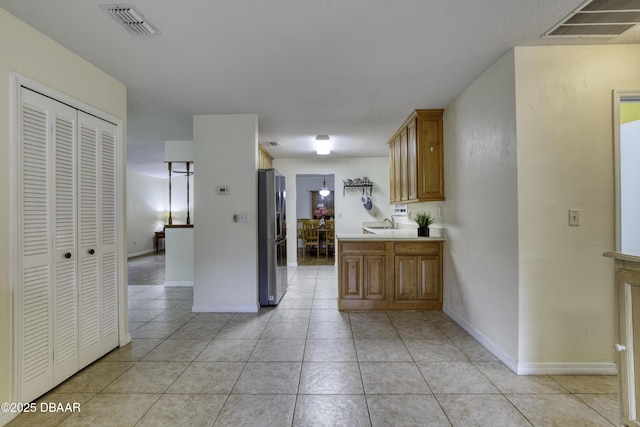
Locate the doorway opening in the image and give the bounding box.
[614,91,640,256]
[296,174,336,265]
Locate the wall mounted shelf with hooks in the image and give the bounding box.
[343,183,373,197]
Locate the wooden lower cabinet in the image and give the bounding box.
[338,240,442,310]
[394,255,440,301]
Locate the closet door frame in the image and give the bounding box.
[10,72,128,402]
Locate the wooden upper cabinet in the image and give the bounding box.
[258,145,273,169]
[388,109,444,203]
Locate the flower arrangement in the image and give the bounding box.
[314,207,327,218]
[414,211,436,228]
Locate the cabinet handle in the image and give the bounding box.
[89,249,95,255]
[615,343,626,352]
[65,252,72,259]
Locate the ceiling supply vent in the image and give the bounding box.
[101,4,159,35]
[268,141,281,147]
[543,0,640,38]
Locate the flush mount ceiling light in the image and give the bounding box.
[101,4,159,35]
[315,135,331,155]
[543,0,640,38]
[319,175,330,197]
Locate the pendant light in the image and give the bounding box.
[319,175,330,197]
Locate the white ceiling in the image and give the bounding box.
[2,0,640,178]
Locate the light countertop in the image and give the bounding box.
[338,225,445,241]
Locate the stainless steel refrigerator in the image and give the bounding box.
[258,168,288,306]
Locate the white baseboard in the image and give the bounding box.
[517,362,617,375]
[164,281,193,287]
[119,332,132,347]
[0,411,18,427]
[192,304,259,313]
[127,249,154,258]
[443,306,519,373]
[444,306,618,376]
[288,262,298,267]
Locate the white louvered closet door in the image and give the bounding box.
[51,100,79,385]
[77,112,119,368]
[19,89,79,399]
[18,86,120,402]
[98,120,119,354]
[19,89,54,401]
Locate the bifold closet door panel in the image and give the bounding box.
[52,99,79,385]
[99,123,119,353]
[19,89,54,400]
[77,115,101,368]
[77,112,119,368]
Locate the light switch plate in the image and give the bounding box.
[569,209,580,226]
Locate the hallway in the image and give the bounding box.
[6,253,620,426]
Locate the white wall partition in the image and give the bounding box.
[192,114,259,312]
[441,51,520,369]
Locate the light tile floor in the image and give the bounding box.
[8,254,620,426]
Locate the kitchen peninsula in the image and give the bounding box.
[337,227,444,311]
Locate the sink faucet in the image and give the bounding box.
[384,217,395,229]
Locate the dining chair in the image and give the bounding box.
[325,219,335,258]
[302,219,320,257]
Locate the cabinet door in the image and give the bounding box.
[418,113,444,200]
[364,256,386,300]
[395,256,418,300]
[417,255,441,301]
[617,268,640,427]
[407,119,418,201]
[340,255,363,299]
[393,135,402,203]
[400,127,409,202]
[389,143,396,203]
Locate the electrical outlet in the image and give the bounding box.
[569,209,580,226]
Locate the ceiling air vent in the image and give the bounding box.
[101,4,159,35]
[268,141,281,147]
[544,0,640,38]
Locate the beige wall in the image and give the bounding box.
[0,7,126,405]
[443,44,640,374]
[441,51,520,368]
[515,45,640,371]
